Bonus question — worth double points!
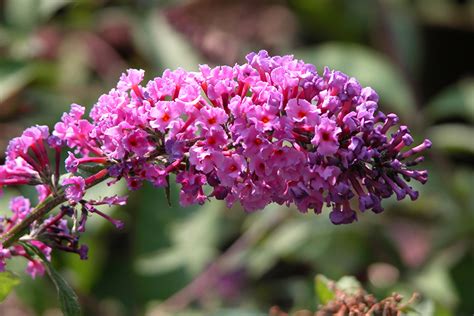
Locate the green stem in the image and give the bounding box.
[0,171,109,248]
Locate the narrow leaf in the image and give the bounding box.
[428,124,474,155]
[44,263,81,316]
[425,78,474,123]
[0,60,33,102]
[0,271,21,302]
[135,12,202,71]
[22,243,81,316]
[315,274,335,304]
[4,0,40,30]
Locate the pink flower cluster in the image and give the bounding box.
[0,50,430,276]
[68,50,428,219]
[0,125,122,276]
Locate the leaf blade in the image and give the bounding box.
[22,243,81,316]
[336,276,362,295]
[425,78,474,123]
[0,271,21,302]
[428,124,474,155]
[0,59,33,102]
[315,274,336,305]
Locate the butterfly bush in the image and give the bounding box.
[0,50,430,277]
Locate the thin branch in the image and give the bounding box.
[0,170,109,248]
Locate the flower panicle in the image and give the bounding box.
[0,50,430,276]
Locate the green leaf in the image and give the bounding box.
[425,78,474,123]
[21,243,81,316]
[336,276,362,295]
[427,124,474,155]
[0,271,21,302]
[4,0,40,31]
[43,261,81,316]
[410,299,435,316]
[399,305,420,315]
[57,38,90,87]
[0,59,33,103]
[0,190,16,217]
[130,182,202,302]
[315,274,335,304]
[413,259,459,308]
[247,220,312,277]
[38,0,72,21]
[4,0,68,31]
[136,199,223,275]
[295,43,416,122]
[136,247,189,275]
[134,12,202,71]
[386,5,422,74]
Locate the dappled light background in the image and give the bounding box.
[0,0,473,315]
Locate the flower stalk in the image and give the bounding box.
[1,169,109,248]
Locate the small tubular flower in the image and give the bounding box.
[63,176,86,203]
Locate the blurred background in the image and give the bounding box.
[0,0,473,315]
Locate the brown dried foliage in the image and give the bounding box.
[269,285,419,316]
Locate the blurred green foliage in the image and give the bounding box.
[0,271,20,302]
[1,0,473,315]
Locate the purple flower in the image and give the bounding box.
[198,105,228,127]
[0,245,11,272]
[88,195,128,206]
[149,101,182,132]
[78,245,89,260]
[285,98,320,125]
[329,205,357,225]
[122,129,152,157]
[117,68,145,92]
[6,126,50,171]
[53,104,97,155]
[216,154,247,187]
[9,196,31,222]
[248,105,280,132]
[24,241,51,278]
[16,125,49,153]
[65,152,79,172]
[165,138,186,161]
[26,260,45,278]
[176,171,207,206]
[312,117,341,155]
[63,176,86,203]
[189,147,223,174]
